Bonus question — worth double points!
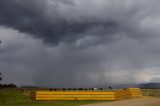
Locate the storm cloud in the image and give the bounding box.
[0,0,160,87]
[0,0,119,44]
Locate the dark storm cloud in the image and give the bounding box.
[0,0,118,44]
[1,0,160,45]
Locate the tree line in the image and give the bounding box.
[0,72,17,88]
[49,86,113,91]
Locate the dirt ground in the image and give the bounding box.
[80,97,160,106]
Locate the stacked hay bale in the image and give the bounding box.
[127,88,143,98]
[115,89,131,100]
[31,88,143,101]
[31,91,116,101]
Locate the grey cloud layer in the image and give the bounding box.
[0,0,119,44]
[1,0,159,44]
[0,0,160,87]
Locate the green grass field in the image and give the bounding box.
[0,91,106,106]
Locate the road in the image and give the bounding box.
[80,97,160,106]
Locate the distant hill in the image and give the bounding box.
[109,83,160,89]
[139,83,160,89]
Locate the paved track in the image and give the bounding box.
[80,97,160,106]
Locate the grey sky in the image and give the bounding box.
[0,0,160,87]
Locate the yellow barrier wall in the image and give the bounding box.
[31,91,116,101]
[31,88,142,101]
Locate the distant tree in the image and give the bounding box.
[7,84,17,88]
[0,83,16,88]
[63,88,65,91]
[108,86,113,90]
[49,88,53,91]
[0,72,2,82]
[79,88,82,90]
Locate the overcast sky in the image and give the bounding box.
[0,0,160,88]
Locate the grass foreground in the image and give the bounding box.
[0,91,108,106]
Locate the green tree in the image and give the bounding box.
[0,72,2,82]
